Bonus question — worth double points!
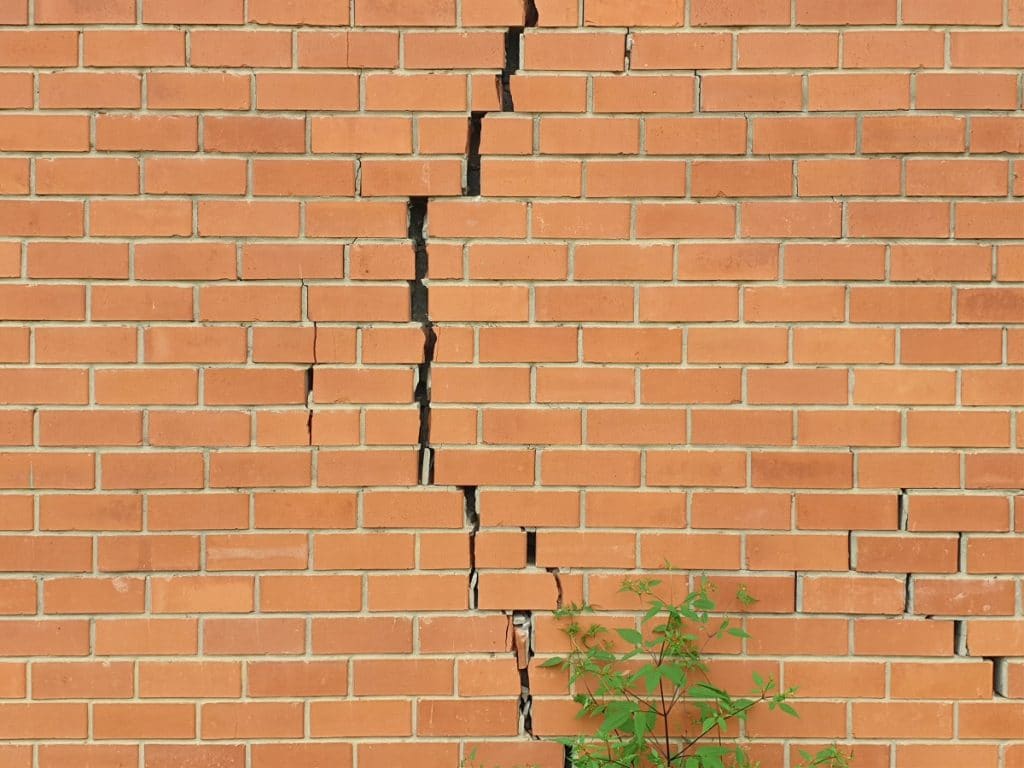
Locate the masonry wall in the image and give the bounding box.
[0,0,1022,765]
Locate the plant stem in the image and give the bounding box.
[665,696,766,764]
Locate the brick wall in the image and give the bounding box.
[0,0,1022,765]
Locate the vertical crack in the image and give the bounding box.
[547,567,564,609]
[465,112,485,196]
[898,489,909,531]
[499,1,537,113]
[469,4,539,197]
[304,280,318,447]
[409,197,437,486]
[464,485,480,608]
[624,29,632,71]
[988,657,1008,697]
[513,610,537,737]
[954,619,967,656]
[903,574,912,615]
[305,365,315,446]
[524,0,539,26]
[500,27,522,112]
[525,529,537,566]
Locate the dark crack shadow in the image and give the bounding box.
[408,197,437,485]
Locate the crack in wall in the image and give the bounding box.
[405,2,543,744]
[499,0,538,111]
[512,610,537,737]
[500,28,522,111]
[305,365,315,445]
[465,111,485,196]
[988,657,1009,697]
[464,485,480,608]
[547,567,564,609]
[408,197,437,485]
[303,279,319,447]
[954,619,967,656]
[466,2,538,197]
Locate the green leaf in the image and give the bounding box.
[597,700,637,737]
[616,627,644,646]
[660,663,687,687]
[779,702,799,718]
[727,627,750,638]
[693,595,715,611]
[752,671,764,688]
[539,656,563,668]
[689,682,727,700]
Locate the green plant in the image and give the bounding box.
[542,577,852,768]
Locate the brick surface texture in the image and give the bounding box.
[0,0,1022,765]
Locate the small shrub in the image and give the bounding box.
[542,577,852,768]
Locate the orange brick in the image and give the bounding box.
[702,74,803,111]
[142,0,242,23]
[365,74,466,111]
[94,618,197,657]
[84,30,184,66]
[808,73,910,110]
[190,30,292,67]
[741,201,841,238]
[151,576,253,614]
[524,31,625,71]
[94,703,195,740]
[201,702,303,740]
[859,452,961,489]
[139,661,240,699]
[844,30,944,67]
[862,116,966,153]
[904,0,1002,23]
[148,73,251,110]
[593,75,694,113]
